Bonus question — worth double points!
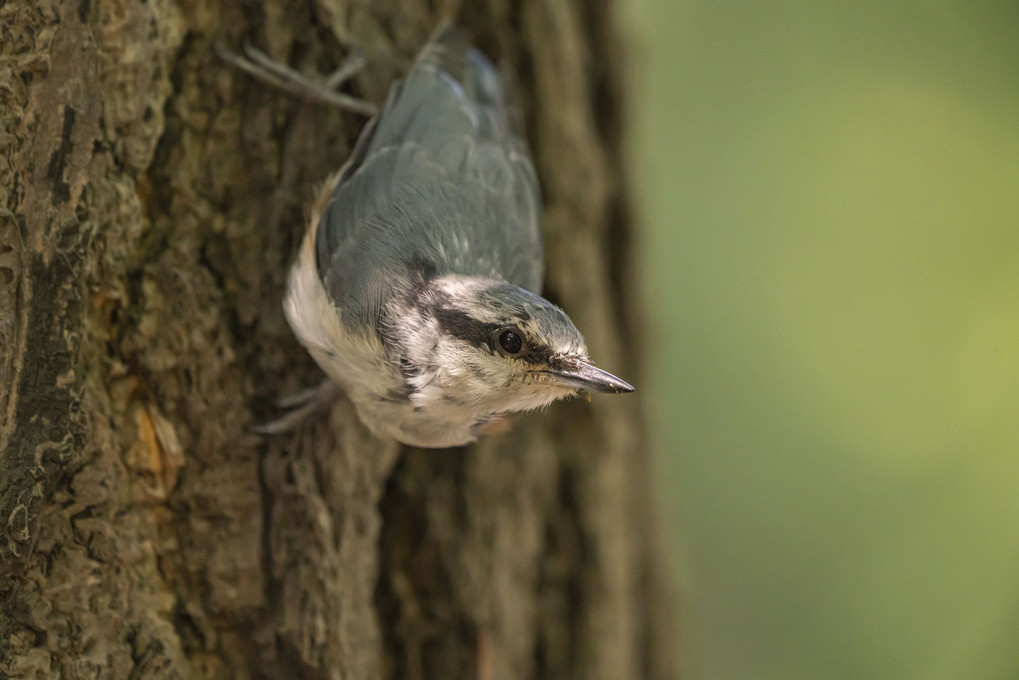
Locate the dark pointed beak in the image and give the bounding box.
[542,359,635,394]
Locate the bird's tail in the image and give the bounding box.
[336,19,527,190]
[415,20,471,82]
[415,20,514,132]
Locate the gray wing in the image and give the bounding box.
[314,23,543,326]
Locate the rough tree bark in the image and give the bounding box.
[0,1,679,678]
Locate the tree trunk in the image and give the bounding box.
[0,1,679,678]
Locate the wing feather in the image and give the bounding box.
[315,23,543,327]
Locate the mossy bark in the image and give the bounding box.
[0,1,679,678]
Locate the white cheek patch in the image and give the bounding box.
[388,302,441,395]
[409,335,508,409]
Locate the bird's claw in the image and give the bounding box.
[251,379,342,435]
[215,41,378,116]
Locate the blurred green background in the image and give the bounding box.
[626,2,1019,679]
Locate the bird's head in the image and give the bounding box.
[392,276,633,419]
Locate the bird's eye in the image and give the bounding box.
[495,328,524,355]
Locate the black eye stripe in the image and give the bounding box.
[431,308,555,363]
[432,308,495,348]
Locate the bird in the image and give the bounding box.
[255,22,634,447]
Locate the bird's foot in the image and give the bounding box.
[251,379,343,435]
[215,41,378,116]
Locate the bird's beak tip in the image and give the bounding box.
[543,359,635,395]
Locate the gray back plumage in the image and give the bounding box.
[315,22,543,328]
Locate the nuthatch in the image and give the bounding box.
[243,23,634,447]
